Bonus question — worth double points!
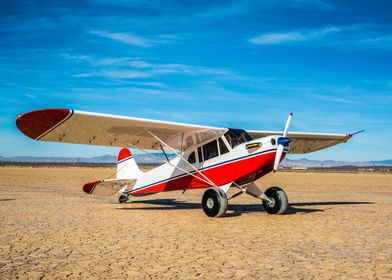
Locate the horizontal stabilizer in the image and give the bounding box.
[83,179,136,196]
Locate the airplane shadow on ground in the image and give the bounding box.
[116,199,373,217]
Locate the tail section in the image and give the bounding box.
[83,179,136,196]
[117,148,143,180]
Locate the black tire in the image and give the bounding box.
[119,195,128,204]
[262,186,288,214]
[202,187,228,217]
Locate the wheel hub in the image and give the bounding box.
[206,197,214,209]
[267,197,276,208]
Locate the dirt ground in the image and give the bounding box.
[0,167,391,279]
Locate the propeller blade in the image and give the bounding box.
[283,112,293,137]
[274,113,293,172]
[273,144,284,171]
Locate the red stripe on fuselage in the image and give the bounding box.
[131,150,277,195]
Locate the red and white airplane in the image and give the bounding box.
[16,108,359,217]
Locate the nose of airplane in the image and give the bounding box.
[277,137,291,146]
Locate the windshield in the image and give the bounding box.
[224,129,253,148]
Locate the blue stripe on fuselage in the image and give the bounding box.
[131,148,288,194]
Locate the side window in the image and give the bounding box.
[219,137,229,155]
[198,147,203,162]
[202,140,219,161]
[188,151,196,164]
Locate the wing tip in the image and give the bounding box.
[83,180,103,194]
[344,130,365,142]
[16,108,72,140]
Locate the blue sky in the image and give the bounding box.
[0,0,391,161]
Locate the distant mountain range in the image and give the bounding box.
[0,154,171,165]
[0,154,391,167]
[282,158,392,168]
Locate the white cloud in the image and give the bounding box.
[91,31,152,47]
[72,70,151,79]
[119,81,167,87]
[129,60,152,68]
[249,24,392,50]
[150,63,230,76]
[357,35,392,50]
[250,32,305,44]
[101,70,152,79]
[250,26,340,45]
[63,53,232,79]
[93,57,134,66]
[99,63,230,79]
[25,94,36,99]
[310,94,361,105]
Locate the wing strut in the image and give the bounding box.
[145,130,218,188]
[128,144,217,188]
[159,144,170,162]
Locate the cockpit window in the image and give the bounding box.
[202,140,219,161]
[218,137,229,155]
[224,129,253,149]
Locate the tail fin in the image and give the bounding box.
[116,148,143,180]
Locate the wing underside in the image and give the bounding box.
[16,108,226,152]
[16,108,353,154]
[247,130,352,154]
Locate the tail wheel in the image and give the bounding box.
[119,195,129,204]
[202,187,228,217]
[262,186,288,214]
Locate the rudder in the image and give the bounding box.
[117,148,143,179]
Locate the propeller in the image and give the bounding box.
[273,113,293,172]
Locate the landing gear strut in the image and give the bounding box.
[227,182,289,215]
[119,194,129,204]
[202,187,228,217]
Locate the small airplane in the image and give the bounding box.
[16,108,360,217]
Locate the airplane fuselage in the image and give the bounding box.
[131,135,288,195]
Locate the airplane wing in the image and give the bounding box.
[247,130,352,154]
[16,108,353,154]
[16,108,226,152]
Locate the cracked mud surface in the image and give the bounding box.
[0,167,391,279]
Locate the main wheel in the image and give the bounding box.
[202,187,228,217]
[119,195,129,204]
[262,186,288,214]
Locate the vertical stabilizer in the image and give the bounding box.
[117,148,144,179]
